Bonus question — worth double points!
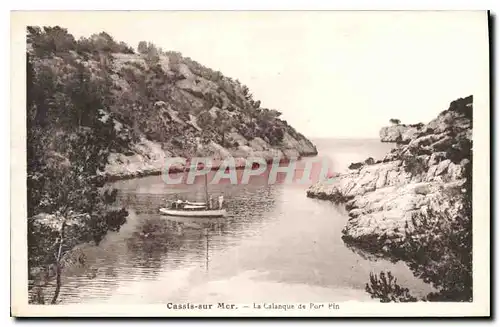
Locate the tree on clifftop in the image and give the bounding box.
[138,41,161,67]
[389,118,401,125]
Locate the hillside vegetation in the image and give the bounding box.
[28,26,317,179]
[307,95,473,301]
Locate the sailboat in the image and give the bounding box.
[159,174,227,218]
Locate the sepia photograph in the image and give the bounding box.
[10,10,490,317]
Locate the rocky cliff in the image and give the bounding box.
[104,52,317,179]
[307,95,472,257]
[27,27,317,181]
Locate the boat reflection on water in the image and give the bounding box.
[161,215,226,232]
[161,215,226,272]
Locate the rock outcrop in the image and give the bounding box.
[27,29,317,181]
[307,95,472,256]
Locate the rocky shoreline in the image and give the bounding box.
[102,151,319,182]
[306,95,472,257]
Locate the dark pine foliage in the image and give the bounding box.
[27,26,129,304]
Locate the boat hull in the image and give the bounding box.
[159,208,227,218]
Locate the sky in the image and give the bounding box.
[16,11,489,139]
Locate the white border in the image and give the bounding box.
[6,4,493,320]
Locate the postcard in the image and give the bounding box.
[11,10,490,317]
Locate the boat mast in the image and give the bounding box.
[204,173,209,206]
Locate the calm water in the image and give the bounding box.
[59,139,432,304]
